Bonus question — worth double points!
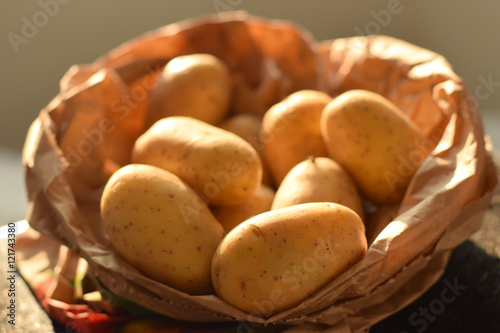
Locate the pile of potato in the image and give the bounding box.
[100,53,431,317]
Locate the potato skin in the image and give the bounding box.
[211,184,275,232]
[145,53,230,128]
[132,116,262,207]
[261,90,332,185]
[100,164,225,295]
[321,89,429,204]
[218,114,274,188]
[218,114,263,143]
[272,157,364,221]
[366,203,400,245]
[211,202,367,317]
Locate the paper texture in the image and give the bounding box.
[21,12,497,332]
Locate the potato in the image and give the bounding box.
[145,53,230,128]
[218,114,274,187]
[321,89,431,204]
[211,202,367,317]
[100,164,225,295]
[272,157,364,221]
[366,203,400,245]
[261,90,332,185]
[132,116,262,206]
[211,184,275,232]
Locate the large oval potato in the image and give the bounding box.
[218,113,274,187]
[261,90,332,185]
[321,89,431,204]
[272,157,364,221]
[211,184,275,232]
[211,202,367,317]
[100,164,225,295]
[145,53,230,128]
[132,116,262,207]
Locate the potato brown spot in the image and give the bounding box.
[249,224,265,240]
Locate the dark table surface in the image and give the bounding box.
[371,240,500,333]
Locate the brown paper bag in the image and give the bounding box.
[22,12,497,332]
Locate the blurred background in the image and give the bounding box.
[1,0,499,223]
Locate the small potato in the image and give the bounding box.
[211,184,275,232]
[211,202,367,317]
[145,53,230,128]
[218,114,274,187]
[261,90,332,185]
[132,116,262,207]
[272,157,364,221]
[321,89,431,204]
[366,203,400,245]
[100,164,225,295]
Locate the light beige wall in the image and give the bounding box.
[1,0,499,151]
